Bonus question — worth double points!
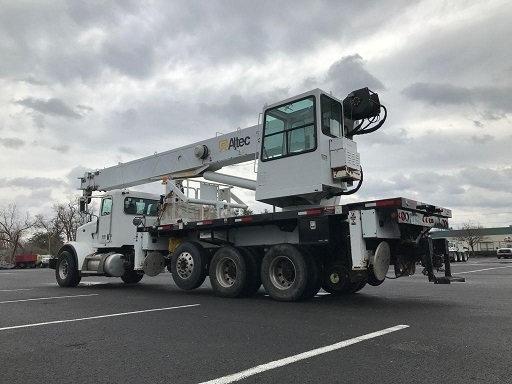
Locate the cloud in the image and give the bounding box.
[402,83,512,117]
[12,97,84,119]
[66,166,89,188]
[50,144,71,153]
[326,54,386,95]
[0,177,65,189]
[402,83,471,105]
[0,0,511,229]
[101,37,156,78]
[119,146,137,155]
[17,76,49,86]
[470,134,494,144]
[0,138,25,149]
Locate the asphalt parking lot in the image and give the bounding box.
[1,257,511,384]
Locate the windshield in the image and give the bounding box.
[261,96,316,161]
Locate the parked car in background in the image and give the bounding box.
[40,255,52,268]
[497,237,512,259]
[497,246,512,259]
[0,262,15,269]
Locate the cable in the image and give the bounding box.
[351,105,387,136]
[329,166,364,198]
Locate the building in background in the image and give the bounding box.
[431,226,512,254]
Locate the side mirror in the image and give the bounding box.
[79,198,86,213]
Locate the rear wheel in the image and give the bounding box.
[210,246,248,298]
[299,248,322,300]
[346,281,367,293]
[368,268,385,286]
[261,244,310,302]
[171,242,208,290]
[238,247,262,296]
[56,251,81,287]
[322,265,350,294]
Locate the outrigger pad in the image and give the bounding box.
[434,276,466,284]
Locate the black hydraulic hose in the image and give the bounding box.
[329,167,364,198]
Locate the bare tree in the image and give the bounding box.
[458,220,488,255]
[53,196,95,242]
[0,204,34,262]
[33,214,65,255]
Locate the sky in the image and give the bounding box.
[1,0,511,229]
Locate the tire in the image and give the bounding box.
[368,267,385,286]
[121,270,144,284]
[171,242,208,290]
[298,247,322,300]
[210,246,248,298]
[238,247,262,296]
[260,244,310,302]
[55,250,81,287]
[322,265,350,294]
[346,281,367,293]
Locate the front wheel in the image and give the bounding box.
[56,251,81,287]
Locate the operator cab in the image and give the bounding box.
[256,88,384,208]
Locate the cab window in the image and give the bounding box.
[321,94,343,138]
[124,197,159,216]
[101,197,112,216]
[261,96,316,161]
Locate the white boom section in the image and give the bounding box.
[80,125,260,193]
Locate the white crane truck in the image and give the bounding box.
[50,87,464,301]
[448,241,469,262]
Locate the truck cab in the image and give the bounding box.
[88,189,160,250]
[51,189,161,285]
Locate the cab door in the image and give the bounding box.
[98,197,112,245]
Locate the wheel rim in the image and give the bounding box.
[325,266,350,292]
[269,256,296,290]
[176,252,194,279]
[329,272,340,284]
[58,259,69,280]
[215,257,237,287]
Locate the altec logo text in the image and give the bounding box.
[219,136,250,151]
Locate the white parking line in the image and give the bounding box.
[0,304,200,332]
[199,324,409,384]
[0,288,34,292]
[0,293,99,304]
[455,265,512,274]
